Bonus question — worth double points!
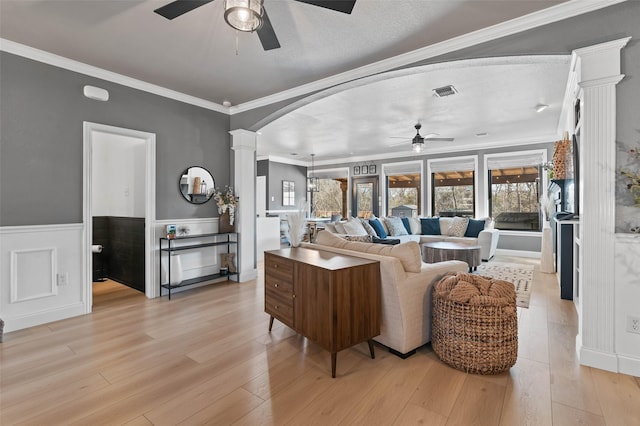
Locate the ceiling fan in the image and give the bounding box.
[154,0,357,51]
[390,123,454,153]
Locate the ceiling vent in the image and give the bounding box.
[432,85,458,97]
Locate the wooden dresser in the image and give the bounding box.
[264,247,381,377]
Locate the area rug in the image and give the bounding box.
[475,262,534,308]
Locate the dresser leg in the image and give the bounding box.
[368,339,375,359]
[331,352,337,378]
[268,316,274,332]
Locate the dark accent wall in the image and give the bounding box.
[92,216,145,292]
[264,161,308,211]
[0,52,231,226]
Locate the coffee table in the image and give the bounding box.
[422,241,482,272]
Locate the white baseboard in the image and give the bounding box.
[4,302,86,333]
[618,355,640,378]
[578,344,620,373]
[495,249,541,258]
[239,269,258,282]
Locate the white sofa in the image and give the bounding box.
[303,231,468,357]
[325,216,500,261]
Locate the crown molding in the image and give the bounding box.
[0,38,229,114]
[231,0,628,114]
[1,0,626,116]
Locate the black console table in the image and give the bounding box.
[159,232,238,299]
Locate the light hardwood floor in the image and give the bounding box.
[1,256,639,425]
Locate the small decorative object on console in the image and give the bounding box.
[166,224,176,239]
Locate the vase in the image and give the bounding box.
[219,210,234,233]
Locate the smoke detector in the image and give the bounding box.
[433,85,458,97]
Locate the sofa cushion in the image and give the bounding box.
[334,221,347,234]
[421,217,441,235]
[317,230,422,273]
[359,218,378,236]
[364,241,422,273]
[448,217,469,237]
[384,217,409,236]
[369,218,388,238]
[464,218,486,237]
[343,217,368,235]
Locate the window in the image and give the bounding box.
[383,161,423,217]
[282,180,295,206]
[432,171,475,217]
[486,151,546,232]
[312,178,345,219]
[428,156,477,217]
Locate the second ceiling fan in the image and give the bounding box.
[154,0,357,51]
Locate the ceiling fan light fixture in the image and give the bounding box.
[412,139,424,153]
[224,0,263,32]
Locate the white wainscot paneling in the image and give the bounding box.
[11,247,57,302]
[614,234,640,377]
[0,224,85,332]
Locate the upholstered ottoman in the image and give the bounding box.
[432,271,518,374]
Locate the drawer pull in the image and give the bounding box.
[274,305,279,309]
[273,264,278,269]
[274,283,279,288]
[292,294,296,299]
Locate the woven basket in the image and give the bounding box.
[432,272,518,374]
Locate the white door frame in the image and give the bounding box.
[83,122,156,311]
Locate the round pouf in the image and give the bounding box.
[432,271,518,374]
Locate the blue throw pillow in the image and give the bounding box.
[420,218,441,235]
[401,217,412,234]
[369,218,387,238]
[464,219,486,237]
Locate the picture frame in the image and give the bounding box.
[361,165,369,175]
[353,165,360,175]
[369,165,376,174]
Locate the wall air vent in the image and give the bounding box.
[432,85,458,97]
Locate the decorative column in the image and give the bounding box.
[230,129,257,282]
[574,37,630,371]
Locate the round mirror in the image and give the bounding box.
[179,166,215,204]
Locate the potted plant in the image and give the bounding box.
[214,185,237,233]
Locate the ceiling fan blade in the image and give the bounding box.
[257,7,281,50]
[295,0,357,14]
[426,137,455,142]
[154,0,215,20]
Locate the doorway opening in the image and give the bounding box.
[83,122,156,312]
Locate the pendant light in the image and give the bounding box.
[307,154,319,192]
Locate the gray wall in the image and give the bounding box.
[0,52,231,226]
[262,161,308,211]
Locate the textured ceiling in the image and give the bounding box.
[1,0,590,162]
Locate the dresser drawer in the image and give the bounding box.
[264,253,294,281]
[265,294,293,325]
[265,275,294,297]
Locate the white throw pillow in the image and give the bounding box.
[334,221,347,234]
[343,217,368,236]
[448,217,469,237]
[383,217,409,236]
[408,217,421,234]
[359,218,378,237]
[324,223,337,233]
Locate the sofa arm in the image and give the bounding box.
[387,260,468,354]
[478,229,500,261]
